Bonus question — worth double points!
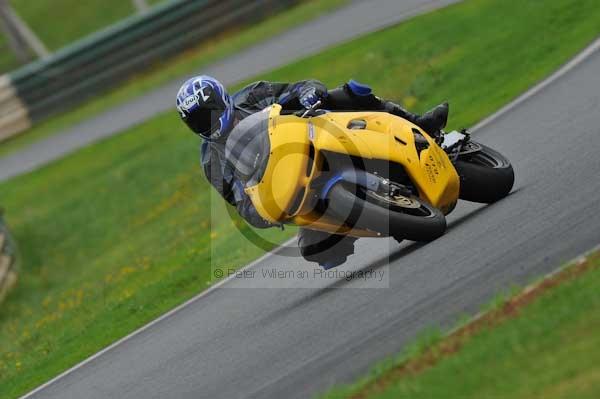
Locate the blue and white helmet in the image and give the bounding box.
[176,75,234,140]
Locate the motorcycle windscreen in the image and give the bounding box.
[225,111,271,186]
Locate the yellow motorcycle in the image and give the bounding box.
[225,103,514,242]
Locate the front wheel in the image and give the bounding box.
[327,183,446,242]
[454,142,514,203]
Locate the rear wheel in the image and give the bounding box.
[327,183,446,242]
[454,142,514,203]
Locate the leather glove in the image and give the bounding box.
[299,87,323,109]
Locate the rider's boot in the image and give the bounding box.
[298,228,357,269]
[384,101,449,136]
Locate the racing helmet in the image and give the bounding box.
[176,75,234,140]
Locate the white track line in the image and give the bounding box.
[19,238,296,399]
[19,34,600,399]
[471,36,600,132]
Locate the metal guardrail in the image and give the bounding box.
[0,209,18,304]
[0,0,299,141]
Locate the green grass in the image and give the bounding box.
[0,38,21,74]
[0,111,297,396]
[1,0,152,74]
[0,0,350,157]
[322,253,600,399]
[256,0,600,130]
[10,0,154,52]
[1,0,600,397]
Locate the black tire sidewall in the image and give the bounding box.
[327,184,446,242]
[455,143,514,203]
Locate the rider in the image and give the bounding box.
[176,75,448,268]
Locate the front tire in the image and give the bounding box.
[327,183,446,242]
[454,142,514,203]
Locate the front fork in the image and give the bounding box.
[440,128,472,162]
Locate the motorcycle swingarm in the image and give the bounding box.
[313,170,413,200]
[311,170,381,200]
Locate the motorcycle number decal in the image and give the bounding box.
[424,154,441,183]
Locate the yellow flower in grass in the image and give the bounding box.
[35,312,61,329]
[42,295,53,308]
[402,95,418,109]
[120,289,134,301]
[119,266,136,278]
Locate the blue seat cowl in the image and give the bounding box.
[347,79,372,96]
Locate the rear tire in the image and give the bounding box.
[327,184,446,242]
[454,142,514,203]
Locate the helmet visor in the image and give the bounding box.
[186,106,219,137]
[186,94,230,138]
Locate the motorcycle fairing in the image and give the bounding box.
[244,105,459,235]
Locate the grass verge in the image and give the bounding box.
[0,0,350,158]
[10,0,141,52]
[0,37,20,74]
[1,0,165,74]
[321,249,600,399]
[1,0,600,397]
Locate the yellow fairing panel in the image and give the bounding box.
[307,111,459,209]
[246,106,460,224]
[245,105,311,222]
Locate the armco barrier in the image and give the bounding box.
[0,0,299,142]
[0,209,18,305]
[0,74,30,141]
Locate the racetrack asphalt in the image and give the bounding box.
[0,0,459,182]
[21,33,600,399]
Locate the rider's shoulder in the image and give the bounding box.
[238,80,276,97]
[235,80,270,93]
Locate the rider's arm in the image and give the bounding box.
[270,80,328,110]
[201,145,272,229]
[232,80,328,114]
[201,142,237,206]
[231,180,274,229]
